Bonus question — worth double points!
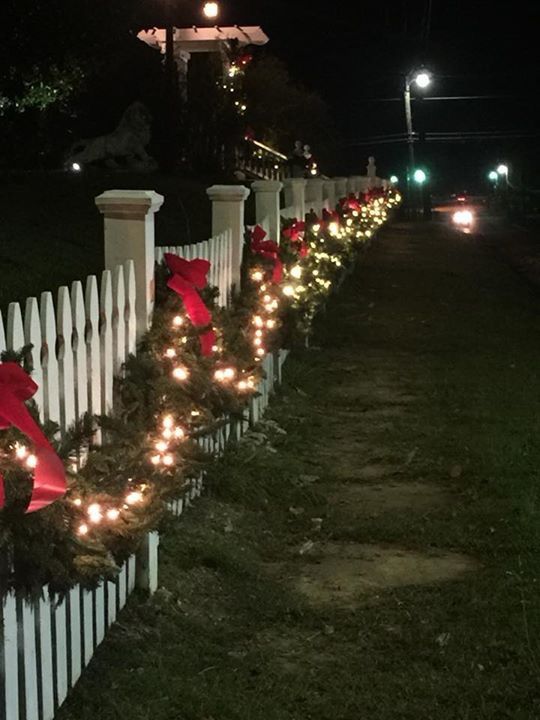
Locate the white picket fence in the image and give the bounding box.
[0,262,137,436]
[1,173,378,720]
[0,349,285,720]
[0,217,280,720]
[154,229,234,307]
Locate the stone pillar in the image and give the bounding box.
[252,180,283,243]
[284,178,307,221]
[95,190,164,340]
[323,180,337,210]
[206,185,250,291]
[334,177,348,199]
[305,178,326,215]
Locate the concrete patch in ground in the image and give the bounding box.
[296,543,476,606]
[325,481,452,517]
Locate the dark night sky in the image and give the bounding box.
[160,0,540,188]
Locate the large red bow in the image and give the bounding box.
[0,363,66,513]
[283,221,309,258]
[251,226,283,283]
[164,254,216,357]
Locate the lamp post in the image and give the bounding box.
[404,70,431,213]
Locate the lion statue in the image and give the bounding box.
[66,102,157,170]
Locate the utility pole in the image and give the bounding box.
[404,77,416,208]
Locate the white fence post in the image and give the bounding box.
[206,185,250,292]
[305,178,325,215]
[283,178,307,221]
[252,180,283,243]
[323,180,337,210]
[334,177,348,200]
[135,532,160,594]
[95,190,164,341]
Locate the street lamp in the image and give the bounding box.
[497,163,509,190]
[488,170,498,182]
[203,2,220,19]
[413,169,427,185]
[390,175,399,184]
[404,69,432,207]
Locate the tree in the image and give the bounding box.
[243,54,339,172]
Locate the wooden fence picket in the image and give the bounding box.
[2,592,19,720]
[38,592,55,720]
[7,302,25,353]
[124,261,137,358]
[100,271,114,414]
[0,311,6,354]
[84,276,102,423]
[70,281,88,423]
[57,287,76,434]
[40,293,61,427]
[24,298,44,417]
[111,265,126,375]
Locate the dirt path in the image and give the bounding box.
[60,222,540,720]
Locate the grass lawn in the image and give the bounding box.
[57,222,540,719]
[0,170,217,312]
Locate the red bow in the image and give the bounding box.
[251,226,283,283]
[164,254,216,357]
[283,221,309,258]
[342,194,362,212]
[0,363,66,513]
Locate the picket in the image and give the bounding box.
[24,298,45,417]
[2,593,19,720]
[0,311,6,354]
[85,276,102,423]
[71,281,88,423]
[40,293,61,427]
[57,287,77,435]
[112,265,126,375]
[38,593,55,720]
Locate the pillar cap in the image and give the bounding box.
[206,184,250,202]
[252,180,283,193]
[284,178,307,187]
[95,190,164,219]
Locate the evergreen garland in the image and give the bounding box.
[0,187,401,596]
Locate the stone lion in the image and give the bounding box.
[66,102,157,170]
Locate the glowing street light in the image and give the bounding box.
[497,164,509,176]
[390,175,399,184]
[203,1,220,19]
[404,68,432,208]
[413,169,427,185]
[488,170,498,182]
[413,72,431,89]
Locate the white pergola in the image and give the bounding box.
[137,25,269,56]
